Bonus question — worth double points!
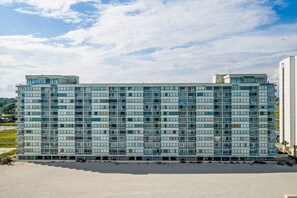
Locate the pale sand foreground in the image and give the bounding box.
[1,162,297,198]
[0,148,15,155]
[0,126,17,131]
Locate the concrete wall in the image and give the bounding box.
[279,56,296,147]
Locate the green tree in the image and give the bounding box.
[0,98,16,115]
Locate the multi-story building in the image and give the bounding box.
[16,74,276,161]
[279,56,297,148]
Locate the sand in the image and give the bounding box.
[0,126,17,131]
[0,161,297,198]
[0,148,15,155]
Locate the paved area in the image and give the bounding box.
[0,126,17,131]
[0,148,15,155]
[0,162,297,197]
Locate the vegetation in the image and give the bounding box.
[0,129,17,148]
[0,122,17,126]
[0,149,16,158]
[282,141,289,146]
[285,159,295,167]
[0,149,15,165]
[0,98,16,108]
[0,157,12,165]
[1,103,16,115]
[0,98,16,115]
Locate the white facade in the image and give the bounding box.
[279,56,297,147]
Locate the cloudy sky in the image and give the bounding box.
[0,0,296,97]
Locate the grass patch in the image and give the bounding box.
[0,129,16,148]
[0,122,17,126]
[0,149,16,158]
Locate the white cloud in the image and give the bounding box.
[0,0,98,23]
[0,0,296,97]
[60,0,278,53]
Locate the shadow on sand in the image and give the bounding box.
[31,161,297,175]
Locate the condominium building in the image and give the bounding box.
[16,74,276,161]
[279,56,297,148]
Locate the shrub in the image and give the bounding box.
[253,161,267,164]
[286,159,295,167]
[277,161,285,166]
[0,122,17,126]
[0,149,16,158]
[0,156,12,165]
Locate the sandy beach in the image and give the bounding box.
[0,161,297,198]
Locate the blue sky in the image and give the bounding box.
[0,0,297,97]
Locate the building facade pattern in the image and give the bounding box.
[279,56,297,148]
[16,74,276,161]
